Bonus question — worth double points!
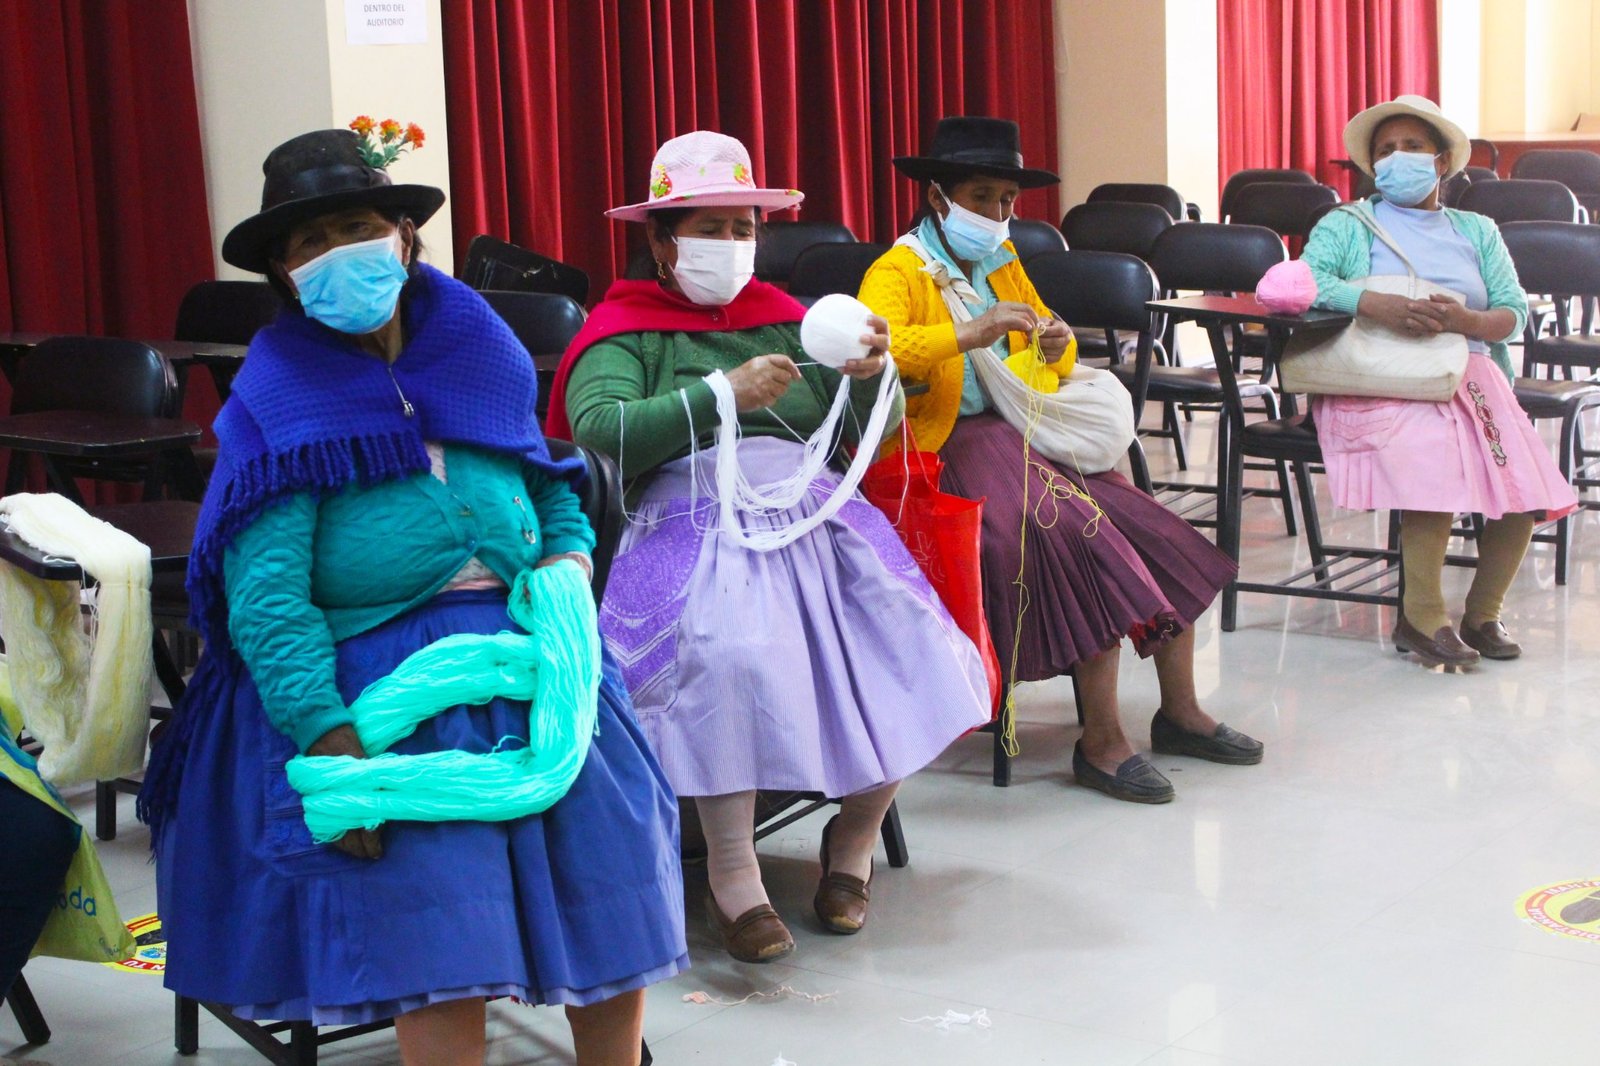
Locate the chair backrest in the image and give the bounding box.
[1148,223,1287,295]
[1457,178,1582,224]
[1464,165,1500,185]
[788,242,891,299]
[544,438,625,603]
[478,290,588,356]
[753,220,856,283]
[13,337,176,417]
[1441,171,1474,208]
[1008,219,1068,262]
[1086,182,1186,222]
[173,281,282,345]
[1219,168,1317,221]
[1499,221,1600,299]
[1470,137,1500,169]
[1059,201,1174,260]
[1305,200,1342,233]
[1225,182,1340,238]
[461,235,590,305]
[1510,149,1600,193]
[1026,250,1159,336]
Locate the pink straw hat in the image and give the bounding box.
[606,131,804,222]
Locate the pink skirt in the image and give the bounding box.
[1313,354,1579,519]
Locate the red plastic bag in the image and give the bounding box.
[861,435,1003,716]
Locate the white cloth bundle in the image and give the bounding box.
[0,493,153,786]
[895,233,1137,475]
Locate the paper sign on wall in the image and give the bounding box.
[345,0,427,46]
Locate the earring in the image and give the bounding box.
[656,259,668,281]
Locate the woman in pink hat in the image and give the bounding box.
[549,131,991,964]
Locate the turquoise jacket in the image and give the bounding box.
[222,445,595,753]
[1301,196,1528,380]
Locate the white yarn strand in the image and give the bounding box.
[0,493,153,786]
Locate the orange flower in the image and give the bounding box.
[404,123,426,148]
[379,118,403,141]
[349,115,376,136]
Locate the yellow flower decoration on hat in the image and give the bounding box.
[650,164,672,199]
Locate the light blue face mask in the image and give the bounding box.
[933,183,1010,261]
[289,232,409,335]
[1374,151,1442,208]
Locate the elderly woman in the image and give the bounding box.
[550,131,989,963]
[1302,96,1577,666]
[858,117,1263,805]
[140,130,684,1066]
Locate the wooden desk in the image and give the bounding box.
[0,333,248,395]
[0,410,203,502]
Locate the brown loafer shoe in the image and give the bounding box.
[1392,615,1480,667]
[1150,711,1264,765]
[814,815,872,934]
[706,893,794,963]
[1459,619,1522,660]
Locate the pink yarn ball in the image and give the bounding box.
[1255,260,1318,315]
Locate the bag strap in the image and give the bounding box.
[1337,204,1421,279]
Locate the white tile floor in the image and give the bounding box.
[6,419,1600,1066]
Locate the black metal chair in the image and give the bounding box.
[1226,182,1340,240]
[788,241,891,302]
[1510,149,1600,219]
[1008,218,1067,262]
[754,220,856,284]
[1464,165,1501,186]
[460,234,590,306]
[1086,182,1193,222]
[5,973,49,1047]
[1470,138,1501,171]
[1146,224,1297,533]
[1457,179,1583,225]
[478,290,587,421]
[172,280,282,404]
[1220,168,1317,222]
[1305,199,1343,233]
[1060,201,1174,261]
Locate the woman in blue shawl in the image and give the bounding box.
[139,130,685,1066]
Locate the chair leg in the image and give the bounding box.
[1164,402,1189,470]
[288,1020,317,1065]
[6,973,50,1046]
[175,995,200,1055]
[1294,460,1328,577]
[880,800,909,869]
[95,780,118,841]
[991,720,1011,788]
[1068,666,1084,727]
[1218,433,1246,633]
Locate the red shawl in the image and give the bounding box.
[544,279,806,440]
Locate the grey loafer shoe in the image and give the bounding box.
[1151,711,1265,765]
[1072,742,1175,803]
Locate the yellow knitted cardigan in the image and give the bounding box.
[857,240,1056,454]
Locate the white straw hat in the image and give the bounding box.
[1343,95,1471,178]
[606,131,804,222]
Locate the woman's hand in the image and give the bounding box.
[306,724,383,860]
[1038,317,1074,361]
[1357,291,1444,337]
[726,353,802,412]
[840,314,892,380]
[536,551,593,581]
[957,301,1040,350]
[1416,293,1483,337]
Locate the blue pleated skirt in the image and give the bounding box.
[157,589,688,1024]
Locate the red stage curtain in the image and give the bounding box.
[443,0,1060,299]
[0,2,214,340]
[1218,0,1439,199]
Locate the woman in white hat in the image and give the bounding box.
[1302,96,1577,666]
[550,131,991,964]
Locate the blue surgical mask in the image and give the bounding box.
[934,183,1010,261]
[1374,151,1442,208]
[289,232,409,335]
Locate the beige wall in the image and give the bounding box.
[1474,0,1600,134]
[187,0,452,281]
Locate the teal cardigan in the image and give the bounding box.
[222,444,595,753]
[1301,196,1528,380]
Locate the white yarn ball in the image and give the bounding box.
[800,293,876,369]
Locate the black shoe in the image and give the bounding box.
[1458,619,1522,660]
[1072,742,1175,803]
[1150,711,1264,765]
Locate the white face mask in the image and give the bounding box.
[933,182,1011,261]
[670,236,757,306]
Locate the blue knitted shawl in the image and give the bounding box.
[138,264,582,840]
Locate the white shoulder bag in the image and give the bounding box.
[1277,207,1469,402]
[896,234,1137,475]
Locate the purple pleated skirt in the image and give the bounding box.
[939,413,1237,682]
[600,438,991,798]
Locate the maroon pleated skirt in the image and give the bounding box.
[939,413,1237,682]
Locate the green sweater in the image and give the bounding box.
[1301,196,1528,380]
[564,324,904,481]
[222,444,595,753]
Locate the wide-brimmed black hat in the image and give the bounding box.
[222,129,445,273]
[892,116,1059,189]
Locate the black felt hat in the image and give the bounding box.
[221,129,445,273]
[892,116,1059,189]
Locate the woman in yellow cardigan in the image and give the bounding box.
[859,118,1263,803]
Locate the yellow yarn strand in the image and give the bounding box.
[999,327,1103,758]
